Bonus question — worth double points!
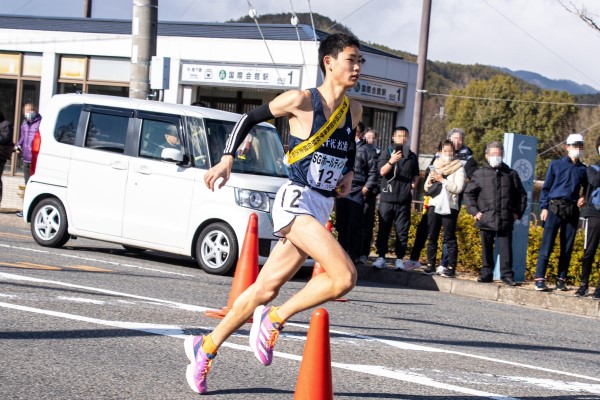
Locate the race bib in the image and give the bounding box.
[307,152,346,191]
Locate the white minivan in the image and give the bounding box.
[23,94,298,275]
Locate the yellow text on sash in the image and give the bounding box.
[286,96,349,165]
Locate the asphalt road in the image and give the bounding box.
[1,213,599,400]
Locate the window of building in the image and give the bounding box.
[58,56,129,97]
[22,54,42,77]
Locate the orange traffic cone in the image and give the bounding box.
[205,213,259,320]
[294,308,333,400]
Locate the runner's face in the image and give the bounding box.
[327,45,362,88]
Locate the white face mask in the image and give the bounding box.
[488,156,502,167]
[25,111,36,121]
[597,146,600,156]
[441,155,453,162]
[568,149,582,159]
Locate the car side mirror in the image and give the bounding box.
[161,148,184,163]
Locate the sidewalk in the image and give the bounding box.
[355,259,600,319]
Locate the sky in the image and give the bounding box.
[2,0,600,91]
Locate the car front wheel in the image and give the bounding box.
[196,222,238,275]
[30,198,70,248]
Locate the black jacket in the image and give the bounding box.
[378,147,419,204]
[0,116,14,161]
[350,139,379,194]
[464,162,527,231]
[584,161,600,219]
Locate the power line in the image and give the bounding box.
[177,0,199,19]
[246,0,284,86]
[327,0,377,31]
[538,120,600,156]
[425,91,600,108]
[481,0,600,90]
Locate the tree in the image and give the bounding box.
[558,1,600,34]
[444,75,578,178]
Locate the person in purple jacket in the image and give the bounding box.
[16,103,42,185]
[15,102,42,217]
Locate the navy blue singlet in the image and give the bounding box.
[287,88,353,197]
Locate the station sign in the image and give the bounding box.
[180,62,302,89]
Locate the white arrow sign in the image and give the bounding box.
[518,140,532,154]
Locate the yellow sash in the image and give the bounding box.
[285,96,350,165]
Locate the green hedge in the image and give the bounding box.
[340,207,600,285]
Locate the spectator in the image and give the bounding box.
[16,103,42,185]
[534,133,587,291]
[435,128,478,273]
[15,103,41,217]
[0,112,14,207]
[335,122,379,264]
[409,140,465,277]
[448,127,477,179]
[372,126,420,270]
[359,127,381,263]
[365,127,381,156]
[575,136,600,299]
[464,141,527,286]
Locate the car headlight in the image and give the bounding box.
[234,188,271,212]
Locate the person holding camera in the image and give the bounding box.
[372,126,420,270]
[534,133,587,291]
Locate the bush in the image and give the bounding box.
[362,206,600,285]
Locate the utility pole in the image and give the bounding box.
[410,0,432,155]
[83,0,92,17]
[129,0,158,99]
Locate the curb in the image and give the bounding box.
[356,264,600,319]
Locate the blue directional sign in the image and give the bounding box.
[493,133,537,282]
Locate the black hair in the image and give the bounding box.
[596,136,600,149]
[440,139,455,151]
[0,112,4,122]
[394,126,409,134]
[357,121,365,132]
[318,33,360,74]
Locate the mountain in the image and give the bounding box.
[230,12,590,95]
[496,67,598,95]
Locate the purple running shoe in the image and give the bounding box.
[184,335,215,394]
[249,305,283,366]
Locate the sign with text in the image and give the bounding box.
[180,62,301,89]
[494,133,537,282]
[347,76,406,106]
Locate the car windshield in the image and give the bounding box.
[187,117,289,178]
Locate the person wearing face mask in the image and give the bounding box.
[412,140,465,277]
[574,136,600,299]
[534,133,588,292]
[464,142,527,286]
[15,103,42,217]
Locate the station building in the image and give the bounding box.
[0,14,417,179]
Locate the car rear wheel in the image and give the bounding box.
[31,198,70,248]
[196,222,238,275]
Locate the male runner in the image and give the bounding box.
[184,33,363,394]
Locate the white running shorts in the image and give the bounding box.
[272,181,334,237]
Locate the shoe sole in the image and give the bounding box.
[249,305,270,366]
[183,336,201,394]
[535,287,548,291]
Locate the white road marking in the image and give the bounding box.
[0,243,194,277]
[57,296,105,305]
[2,271,599,388]
[0,300,518,399]
[503,376,600,394]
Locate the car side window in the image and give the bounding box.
[54,104,83,145]
[139,119,181,160]
[84,112,128,153]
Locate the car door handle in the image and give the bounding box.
[134,165,152,175]
[110,161,127,170]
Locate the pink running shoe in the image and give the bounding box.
[249,305,284,366]
[184,335,216,394]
